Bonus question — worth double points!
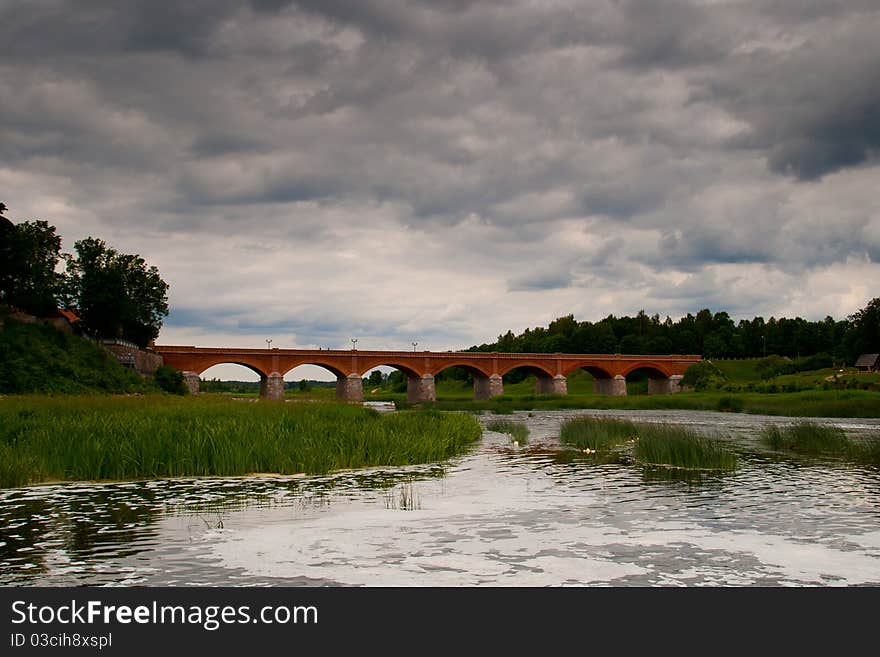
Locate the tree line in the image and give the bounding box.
[0,202,169,348]
[468,303,879,365]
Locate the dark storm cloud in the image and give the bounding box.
[0,1,234,57]
[508,268,573,292]
[2,0,879,345]
[708,19,880,180]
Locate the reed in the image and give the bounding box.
[559,417,638,450]
[854,437,880,465]
[761,422,880,466]
[485,419,529,444]
[761,422,849,454]
[0,396,482,488]
[633,425,736,471]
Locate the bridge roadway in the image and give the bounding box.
[154,345,701,401]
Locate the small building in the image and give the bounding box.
[46,308,81,333]
[854,353,879,372]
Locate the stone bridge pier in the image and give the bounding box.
[407,374,436,402]
[474,373,504,400]
[594,375,628,396]
[182,371,201,395]
[259,372,285,400]
[648,375,684,395]
[536,374,568,395]
[336,373,363,402]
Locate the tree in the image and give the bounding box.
[681,361,726,391]
[844,298,880,363]
[0,211,65,316]
[618,334,644,354]
[66,237,169,347]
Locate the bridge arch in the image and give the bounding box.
[498,362,567,396]
[561,362,615,379]
[356,361,422,378]
[430,362,498,401]
[621,362,683,395]
[497,361,556,378]
[357,361,430,403]
[190,359,269,378]
[429,361,493,378]
[280,360,347,379]
[621,362,673,378]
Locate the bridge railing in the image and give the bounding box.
[153,345,701,360]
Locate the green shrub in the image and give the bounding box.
[681,361,726,391]
[154,365,187,395]
[796,352,833,372]
[756,355,791,379]
[716,396,744,412]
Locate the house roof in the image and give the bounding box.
[53,308,80,324]
[855,353,879,367]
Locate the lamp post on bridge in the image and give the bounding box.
[266,338,272,350]
[351,338,358,350]
[412,342,418,352]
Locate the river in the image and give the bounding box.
[2,409,879,586]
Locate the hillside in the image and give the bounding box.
[0,313,155,394]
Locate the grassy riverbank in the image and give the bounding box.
[0,396,482,488]
[0,315,153,394]
[352,358,880,417]
[392,389,880,417]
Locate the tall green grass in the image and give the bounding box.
[762,422,849,454]
[0,396,482,488]
[560,417,736,470]
[559,417,638,450]
[634,425,736,471]
[856,438,880,466]
[761,421,880,466]
[485,419,529,444]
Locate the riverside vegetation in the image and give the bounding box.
[559,416,737,472]
[0,314,153,394]
[0,396,482,488]
[762,421,880,464]
[484,419,529,444]
[380,352,880,417]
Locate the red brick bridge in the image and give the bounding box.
[154,345,700,401]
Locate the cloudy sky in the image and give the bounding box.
[2,0,879,378]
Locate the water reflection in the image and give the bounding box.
[1,409,879,586]
[0,465,449,585]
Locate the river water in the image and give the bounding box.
[2,409,879,586]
